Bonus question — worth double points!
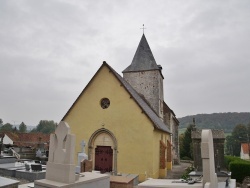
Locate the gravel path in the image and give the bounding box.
[166,162,192,179]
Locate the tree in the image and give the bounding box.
[19,122,27,133]
[0,118,3,125]
[180,124,194,159]
[231,124,248,156]
[0,123,13,132]
[225,135,234,155]
[32,120,56,134]
[246,122,250,138]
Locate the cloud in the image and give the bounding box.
[1,0,250,125]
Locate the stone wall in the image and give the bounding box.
[123,70,164,119]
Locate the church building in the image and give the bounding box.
[62,34,179,181]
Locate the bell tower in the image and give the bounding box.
[122,34,164,119]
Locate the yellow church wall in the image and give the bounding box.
[63,65,163,182]
[151,130,170,179]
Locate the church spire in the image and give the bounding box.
[122,34,160,73]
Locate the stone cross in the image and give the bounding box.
[80,140,86,153]
[201,129,218,188]
[140,24,147,34]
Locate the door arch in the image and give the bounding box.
[88,128,117,174]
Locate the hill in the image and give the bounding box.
[178,112,250,133]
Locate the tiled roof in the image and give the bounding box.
[123,34,160,73]
[242,143,250,154]
[3,132,50,147]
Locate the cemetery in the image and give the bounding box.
[0,121,237,187]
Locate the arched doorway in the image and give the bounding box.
[88,128,117,174]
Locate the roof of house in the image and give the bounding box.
[3,132,50,147]
[62,62,171,134]
[242,143,249,154]
[123,34,160,73]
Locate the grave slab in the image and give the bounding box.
[138,179,236,188]
[34,172,109,188]
[0,156,16,164]
[16,169,46,182]
[110,175,134,188]
[0,176,19,188]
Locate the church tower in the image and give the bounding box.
[123,34,164,119]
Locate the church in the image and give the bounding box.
[62,34,179,182]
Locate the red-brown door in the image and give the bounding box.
[95,146,113,173]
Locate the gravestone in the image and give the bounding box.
[80,159,93,172]
[192,129,225,171]
[76,140,88,173]
[201,129,218,187]
[44,121,77,184]
[36,149,42,158]
[25,163,30,171]
[34,121,110,188]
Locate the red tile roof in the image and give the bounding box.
[241,143,250,154]
[3,132,50,148]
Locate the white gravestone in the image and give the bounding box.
[45,121,76,184]
[34,121,110,188]
[76,140,88,173]
[201,129,218,188]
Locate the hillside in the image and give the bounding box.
[178,112,250,133]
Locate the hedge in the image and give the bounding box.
[230,161,250,183]
[225,155,250,183]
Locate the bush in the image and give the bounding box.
[181,165,194,180]
[225,156,250,183]
[230,161,250,183]
[224,155,241,169]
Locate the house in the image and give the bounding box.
[2,132,50,152]
[241,143,250,160]
[62,34,179,181]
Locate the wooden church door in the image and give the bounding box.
[94,146,113,173]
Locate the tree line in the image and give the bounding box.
[0,118,56,134]
[178,112,250,133]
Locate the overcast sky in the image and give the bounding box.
[1,0,250,126]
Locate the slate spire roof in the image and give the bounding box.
[123,34,160,73]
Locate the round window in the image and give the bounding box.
[100,98,110,109]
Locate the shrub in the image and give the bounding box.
[181,164,194,180]
[230,161,250,183]
[224,155,241,169]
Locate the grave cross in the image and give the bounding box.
[80,140,86,153]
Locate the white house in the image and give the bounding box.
[2,133,14,145]
[240,143,250,160]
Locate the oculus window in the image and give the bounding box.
[100,98,110,109]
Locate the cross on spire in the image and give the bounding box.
[140,24,146,34]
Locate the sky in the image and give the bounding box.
[0,0,250,126]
